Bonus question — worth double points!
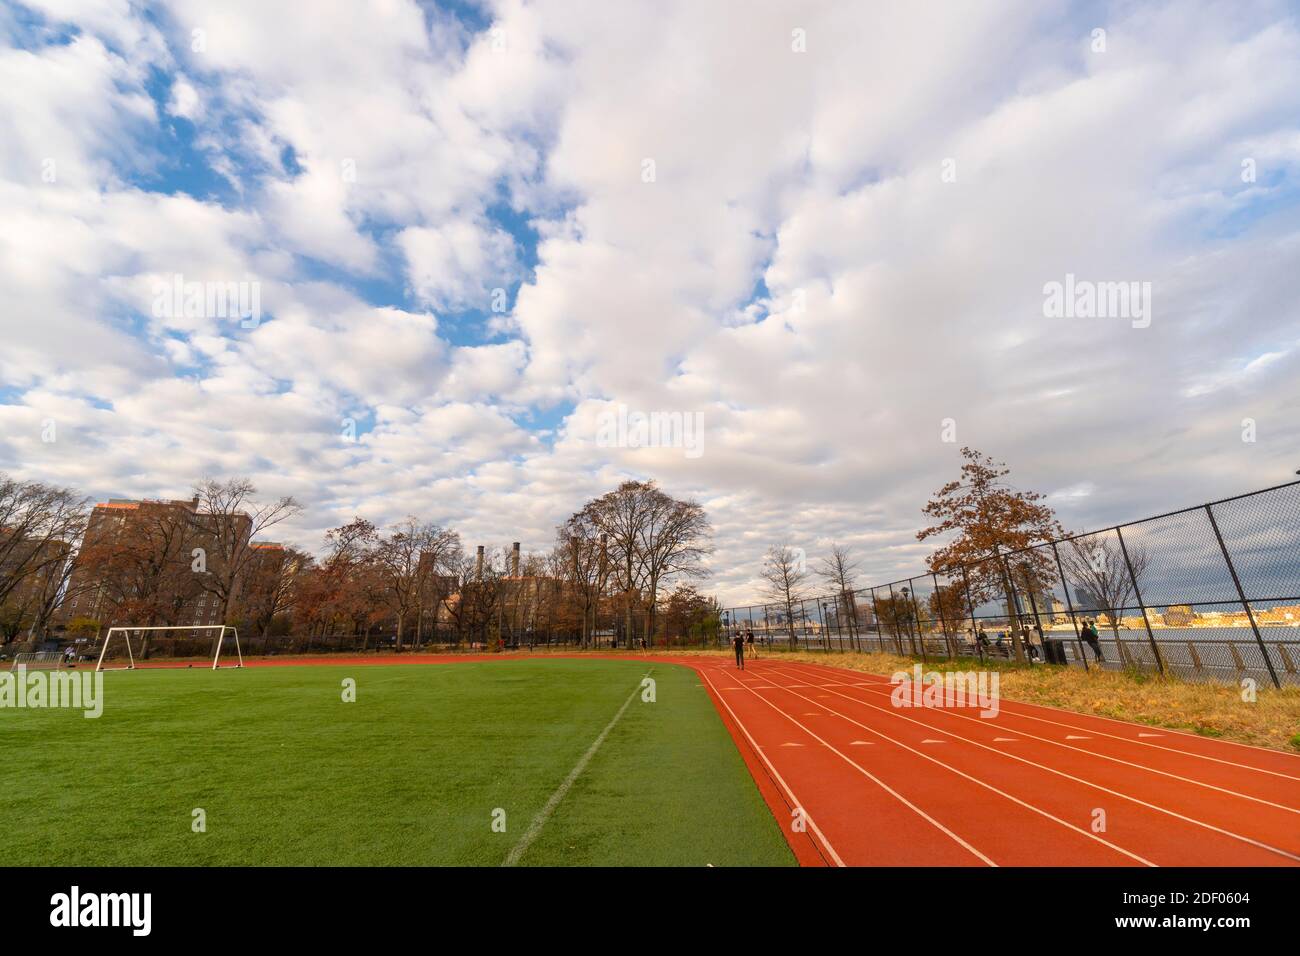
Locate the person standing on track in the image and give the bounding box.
[745,628,756,660]
[733,630,745,670]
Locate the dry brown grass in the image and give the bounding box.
[700,647,1300,753]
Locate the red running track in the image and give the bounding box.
[688,656,1300,867]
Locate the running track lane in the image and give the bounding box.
[689,657,1300,867]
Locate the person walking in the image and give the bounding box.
[745,628,757,660]
[732,630,745,670]
[1024,624,1041,661]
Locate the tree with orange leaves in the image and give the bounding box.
[917,448,1063,661]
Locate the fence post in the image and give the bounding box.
[999,552,1027,662]
[961,565,984,665]
[869,587,886,653]
[932,571,954,658]
[884,584,905,655]
[1050,540,1087,672]
[904,580,927,661]
[1020,562,1047,661]
[844,590,858,651]
[1205,504,1281,689]
[1114,525,1164,677]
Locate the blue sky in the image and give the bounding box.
[2,0,1299,603]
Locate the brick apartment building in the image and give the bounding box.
[60,497,254,630]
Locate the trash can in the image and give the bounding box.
[1044,640,1065,664]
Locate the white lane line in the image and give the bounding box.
[502,671,648,867]
[782,662,1300,817]
[755,666,1154,867]
[697,668,845,867]
[736,676,997,865]
[798,663,1300,779]
[772,662,1300,863]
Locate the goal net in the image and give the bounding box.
[95,625,244,671]
[9,650,63,671]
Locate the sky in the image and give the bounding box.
[1,0,1298,605]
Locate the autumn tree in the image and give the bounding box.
[234,545,313,638]
[73,500,206,641]
[917,448,1063,661]
[658,583,719,646]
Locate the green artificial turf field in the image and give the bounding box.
[0,658,794,866]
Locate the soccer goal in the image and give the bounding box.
[95,625,243,672]
[9,650,63,671]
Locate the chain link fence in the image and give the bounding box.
[721,480,1300,687]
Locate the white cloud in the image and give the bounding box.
[3,0,1300,604]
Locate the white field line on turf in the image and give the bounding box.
[785,661,1300,780]
[722,668,997,866]
[502,670,650,867]
[747,666,1154,866]
[698,667,845,867]
[775,661,1300,815]
[763,662,1300,864]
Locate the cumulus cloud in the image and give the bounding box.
[3,0,1300,603]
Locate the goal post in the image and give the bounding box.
[95,625,243,671]
[9,650,63,671]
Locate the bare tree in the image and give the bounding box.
[816,543,861,650]
[580,481,655,646]
[557,514,608,647]
[635,490,712,645]
[413,528,461,649]
[580,480,711,647]
[0,474,88,610]
[372,517,460,650]
[760,542,809,648]
[1061,534,1149,640]
[191,478,302,623]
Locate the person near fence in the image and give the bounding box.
[976,625,990,651]
[1019,624,1040,661]
[1082,619,1105,662]
[745,628,756,659]
[733,631,745,670]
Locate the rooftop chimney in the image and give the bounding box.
[475,545,484,580]
[511,542,520,577]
